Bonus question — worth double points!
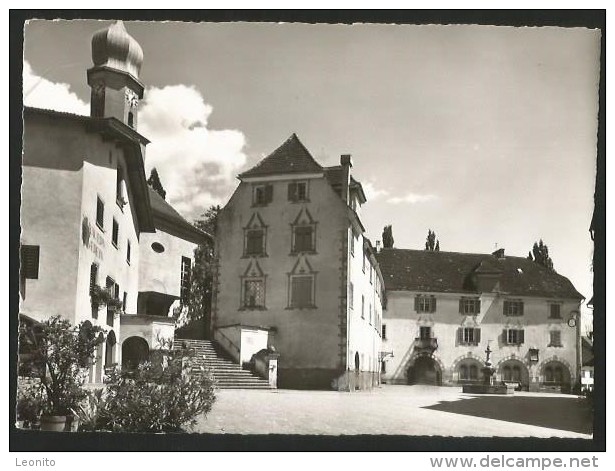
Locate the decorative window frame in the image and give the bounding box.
[242,213,268,258]
[239,260,267,311]
[290,208,317,255]
[286,256,317,310]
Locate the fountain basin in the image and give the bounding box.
[462,383,515,395]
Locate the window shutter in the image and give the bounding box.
[21,245,40,279]
[459,299,464,314]
[519,329,525,345]
[457,327,463,344]
[519,302,524,316]
[475,328,481,344]
[414,296,419,312]
[502,329,508,344]
[476,299,481,313]
[431,296,437,313]
[265,184,273,203]
[288,182,297,201]
[503,301,509,315]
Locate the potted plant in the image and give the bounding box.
[90,285,112,306]
[19,316,104,431]
[107,297,123,313]
[16,379,43,429]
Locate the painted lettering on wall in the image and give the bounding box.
[82,215,105,260]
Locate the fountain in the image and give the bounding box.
[462,343,514,395]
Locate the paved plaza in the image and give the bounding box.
[195,385,592,438]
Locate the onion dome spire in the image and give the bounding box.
[91,20,143,79]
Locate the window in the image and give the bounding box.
[369,265,373,284]
[89,263,98,292]
[126,241,131,264]
[502,365,522,382]
[549,330,562,347]
[253,184,273,206]
[127,112,134,128]
[116,166,126,207]
[459,327,481,345]
[106,276,119,326]
[381,360,386,374]
[292,225,314,253]
[503,300,524,316]
[549,303,562,319]
[369,303,372,325]
[20,245,40,279]
[459,364,479,381]
[180,257,191,303]
[362,252,366,272]
[151,242,165,253]
[112,219,119,248]
[290,275,314,308]
[361,295,365,319]
[382,324,387,340]
[243,279,265,308]
[419,326,432,340]
[96,196,104,229]
[350,231,355,255]
[288,181,308,202]
[245,229,265,256]
[122,292,127,312]
[504,328,525,345]
[459,297,481,315]
[545,365,564,383]
[348,282,354,309]
[415,295,437,313]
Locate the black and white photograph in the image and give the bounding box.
[10,9,605,457]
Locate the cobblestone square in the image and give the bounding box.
[195,385,592,438]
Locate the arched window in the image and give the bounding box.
[469,364,478,380]
[503,365,512,381]
[545,366,554,382]
[459,365,468,380]
[127,112,134,128]
[354,351,360,371]
[512,365,521,382]
[554,366,563,383]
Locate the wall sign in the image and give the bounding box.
[82,215,105,260]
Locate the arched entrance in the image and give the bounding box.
[121,336,150,371]
[105,330,117,368]
[408,355,442,385]
[498,359,529,391]
[542,360,572,393]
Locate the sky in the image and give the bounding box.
[22,19,600,322]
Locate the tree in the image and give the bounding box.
[183,205,221,328]
[425,229,440,251]
[147,168,166,200]
[382,225,394,248]
[531,239,554,271]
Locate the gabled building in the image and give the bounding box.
[376,248,584,393]
[19,21,208,381]
[213,134,384,390]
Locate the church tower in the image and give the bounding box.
[87,21,144,130]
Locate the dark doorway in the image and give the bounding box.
[408,355,441,385]
[121,336,149,370]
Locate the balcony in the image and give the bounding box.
[414,337,438,353]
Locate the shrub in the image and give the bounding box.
[16,378,44,427]
[102,345,216,432]
[75,388,108,432]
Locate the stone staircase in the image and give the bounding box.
[173,338,272,389]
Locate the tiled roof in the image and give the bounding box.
[238,133,324,178]
[376,248,584,299]
[148,188,210,243]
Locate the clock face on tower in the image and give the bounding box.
[125,89,139,109]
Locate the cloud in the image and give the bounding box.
[387,193,438,204]
[139,85,247,219]
[23,61,89,116]
[22,62,248,220]
[362,181,389,201]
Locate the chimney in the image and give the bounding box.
[340,154,352,203]
[492,248,505,259]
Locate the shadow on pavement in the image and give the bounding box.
[423,395,593,434]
